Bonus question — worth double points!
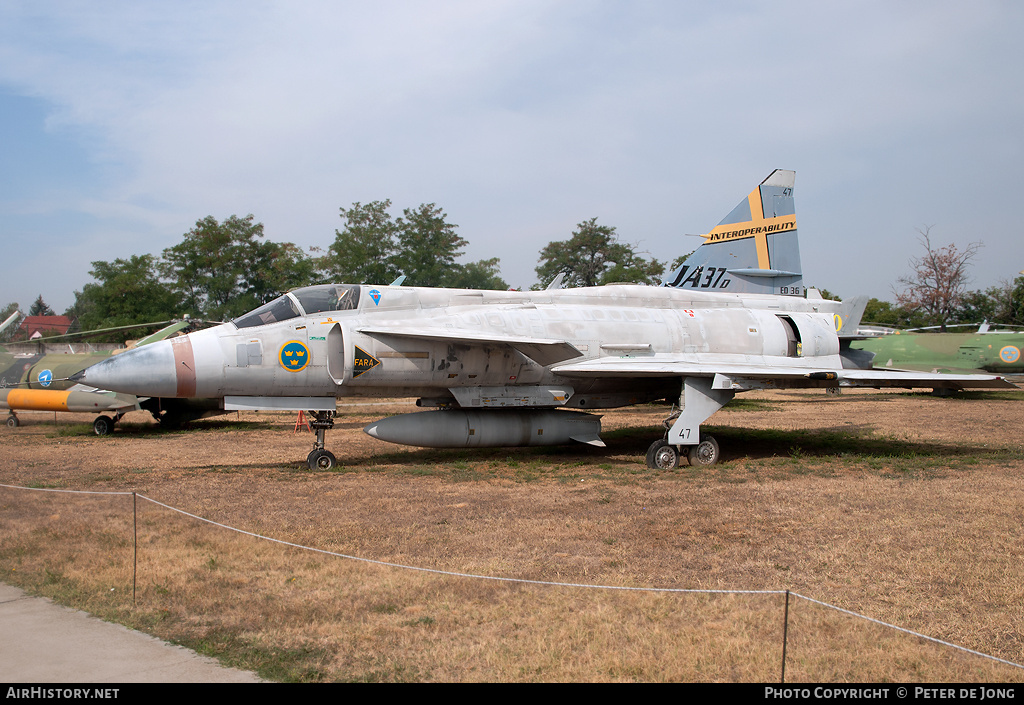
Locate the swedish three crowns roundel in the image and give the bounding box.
[279,340,311,372]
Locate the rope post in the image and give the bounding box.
[132,491,137,606]
[781,589,791,683]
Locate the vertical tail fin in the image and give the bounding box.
[835,295,869,339]
[664,169,803,296]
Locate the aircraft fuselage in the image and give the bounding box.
[80,283,845,409]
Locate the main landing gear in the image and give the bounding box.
[645,435,721,469]
[306,410,337,470]
[6,411,18,428]
[93,412,124,436]
[644,376,732,470]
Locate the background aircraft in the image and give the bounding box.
[0,311,21,337]
[77,170,1013,470]
[851,325,1024,375]
[1,320,222,433]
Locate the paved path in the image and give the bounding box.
[0,583,261,683]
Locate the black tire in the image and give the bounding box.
[93,416,113,436]
[307,449,337,471]
[686,435,720,467]
[6,415,18,429]
[158,414,184,430]
[646,439,680,470]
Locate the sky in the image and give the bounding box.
[1,1,1022,314]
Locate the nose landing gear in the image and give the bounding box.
[306,410,337,470]
[93,412,125,436]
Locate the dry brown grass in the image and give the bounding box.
[1,388,1022,681]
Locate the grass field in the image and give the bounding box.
[1,388,1022,681]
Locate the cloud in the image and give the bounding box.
[1,1,1023,311]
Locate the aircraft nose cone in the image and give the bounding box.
[78,340,181,398]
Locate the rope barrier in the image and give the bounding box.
[791,592,1024,671]
[2,481,1021,673]
[0,482,132,496]
[138,494,784,594]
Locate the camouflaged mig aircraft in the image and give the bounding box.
[76,170,1014,470]
[851,326,1024,375]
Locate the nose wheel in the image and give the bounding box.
[307,448,338,470]
[306,410,338,470]
[93,412,124,436]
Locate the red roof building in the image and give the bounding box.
[20,315,74,339]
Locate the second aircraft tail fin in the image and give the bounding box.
[835,295,869,339]
[664,169,803,296]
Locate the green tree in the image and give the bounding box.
[952,286,1004,325]
[951,277,1024,326]
[535,218,664,288]
[324,200,400,285]
[161,215,254,319]
[1010,276,1024,325]
[324,200,507,290]
[396,203,469,287]
[28,295,55,317]
[862,298,929,328]
[447,257,508,290]
[160,214,317,321]
[70,255,182,339]
[243,240,321,310]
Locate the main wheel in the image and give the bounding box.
[6,415,19,428]
[686,435,720,467]
[307,449,338,471]
[93,416,113,436]
[646,439,680,470]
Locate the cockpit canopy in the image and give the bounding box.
[233,284,360,329]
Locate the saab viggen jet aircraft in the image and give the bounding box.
[76,170,1013,470]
